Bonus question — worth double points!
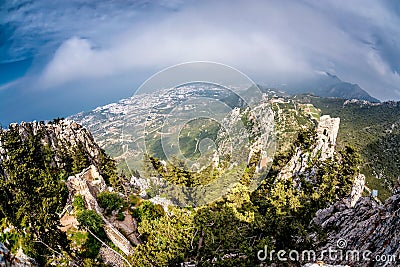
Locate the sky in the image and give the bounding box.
[1,0,400,126]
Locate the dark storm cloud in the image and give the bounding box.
[1,0,400,125]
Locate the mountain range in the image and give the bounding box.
[69,81,394,202]
[265,72,380,102]
[1,81,399,266]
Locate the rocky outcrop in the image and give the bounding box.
[278,115,340,181]
[64,165,134,256]
[110,213,141,246]
[130,175,157,198]
[99,246,127,267]
[0,120,104,176]
[309,191,400,266]
[65,165,108,212]
[248,101,276,171]
[349,174,365,207]
[216,101,276,171]
[8,120,98,156]
[0,243,37,266]
[313,115,340,160]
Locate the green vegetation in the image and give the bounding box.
[75,210,106,259]
[0,127,69,265]
[124,99,362,265]
[98,149,121,190]
[178,118,220,160]
[97,191,125,215]
[132,200,165,222]
[0,121,123,265]
[127,127,360,266]
[270,100,317,156]
[129,194,142,207]
[73,195,86,211]
[76,210,104,233]
[298,95,400,199]
[130,207,194,266]
[72,143,90,174]
[144,155,220,188]
[116,211,125,221]
[67,228,88,250]
[0,98,375,266]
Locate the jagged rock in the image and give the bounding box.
[278,115,340,181]
[303,264,349,267]
[0,120,104,176]
[110,213,141,246]
[309,193,400,266]
[216,107,250,165]
[0,243,37,266]
[216,101,275,171]
[149,196,173,213]
[314,115,340,160]
[130,175,165,198]
[65,165,107,211]
[64,165,134,257]
[98,246,126,267]
[0,120,108,266]
[349,174,365,207]
[130,176,151,197]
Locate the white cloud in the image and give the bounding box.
[31,0,400,99]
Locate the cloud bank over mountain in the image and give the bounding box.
[1,0,400,124]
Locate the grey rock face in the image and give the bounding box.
[65,165,134,256]
[277,115,340,182]
[309,193,400,266]
[0,120,104,174]
[349,174,366,207]
[0,243,37,266]
[303,264,349,267]
[314,115,340,161]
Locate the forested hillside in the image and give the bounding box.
[0,113,362,266]
[2,93,398,266]
[0,120,117,266]
[297,95,400,200]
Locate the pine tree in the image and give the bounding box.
[72,143,90,174]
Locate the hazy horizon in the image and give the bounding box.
[1,0,400,125]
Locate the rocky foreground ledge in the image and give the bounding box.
[0,242,36,266]
[307,183,400,266]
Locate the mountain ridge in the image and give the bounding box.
[261,72,380,103]
[1,107,397,265]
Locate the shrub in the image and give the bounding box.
[116,211,125,221]
[76,210,103,233]
[73,195,85,211]
[132,201,165,222]
[97,192,125,215]
[129,194,141,207]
